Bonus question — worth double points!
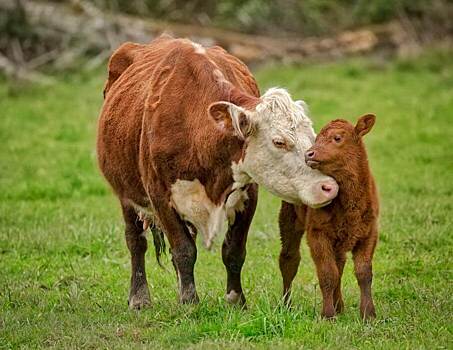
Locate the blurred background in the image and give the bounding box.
[1,1,452,348]
[1,0,452,81]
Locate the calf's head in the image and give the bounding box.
[305,113,376,177]
[209,88,338,208]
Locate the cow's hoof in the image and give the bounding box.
[180,293,200,304]
[179,285,199,304]
[129,296,151,310]
[128,286,151,310]
[225,290,246,308]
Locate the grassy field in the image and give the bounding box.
[1,51,452,349]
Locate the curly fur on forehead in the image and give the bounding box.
[256,88,312,129]
[319,119,354,134]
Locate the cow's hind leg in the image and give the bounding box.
[121,203,151,309]
[222,184,258,307]
[148,193,199,304]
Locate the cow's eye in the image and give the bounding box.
[333,135,342,143]
[272,139,287,149]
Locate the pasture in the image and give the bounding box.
[1,51,452,349]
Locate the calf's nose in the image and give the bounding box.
[305,149,315,158]
[305,150,315,162]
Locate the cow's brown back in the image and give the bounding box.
[97,36,259,206]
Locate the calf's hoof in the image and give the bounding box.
[282,290,292,307]
[360,308,376,321]
[335,299,345,314]
[321,307,336,320]
[283,298,293,309]
[225,290,246,308]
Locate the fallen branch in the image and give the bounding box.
[17,0,411,64]
[1,0,440,83]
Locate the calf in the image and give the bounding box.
[279,114,379,319]
[97,35,338,309]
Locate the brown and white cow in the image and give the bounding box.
[97,35,338,309]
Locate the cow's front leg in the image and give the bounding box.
[150,192,199,304]
[121,203,151,310]
[222,184,257,307]
[278,202,305,305]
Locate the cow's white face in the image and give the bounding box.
[209,88,338,207]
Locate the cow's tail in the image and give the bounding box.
[150,227,166,268]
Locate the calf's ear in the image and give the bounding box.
[208,101,254,140]
[355,113,376,137]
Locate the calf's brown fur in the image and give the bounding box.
[279,114,379,319]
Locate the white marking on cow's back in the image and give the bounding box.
[192,42,206,54]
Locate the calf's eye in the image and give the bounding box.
[334,135,342,142]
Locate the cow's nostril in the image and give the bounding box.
[321,184,332,193]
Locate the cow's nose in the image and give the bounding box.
[322,184,333,193]
[320,180,339,201]
[305,150,315,161]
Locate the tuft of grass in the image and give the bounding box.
[1,50,452,349]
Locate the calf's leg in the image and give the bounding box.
[307,232,339,319]
[121,203,151,309]
[333,253,346,313]
[278,202,305,305]
[352,235,377,320]
[222,184,257,307]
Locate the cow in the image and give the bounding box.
[97,35,338,309]
[278,114,379,319]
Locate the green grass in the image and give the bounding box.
[1,51,452,349]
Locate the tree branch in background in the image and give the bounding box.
[0,0,451,83]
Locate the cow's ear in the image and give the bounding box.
[208,101,254,140]
[355,113,376,137]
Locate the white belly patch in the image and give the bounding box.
[170,179,248,249]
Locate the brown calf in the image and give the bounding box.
[279,114,379,320]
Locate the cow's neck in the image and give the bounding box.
[193,130,249,200]
[171,134,251,249]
